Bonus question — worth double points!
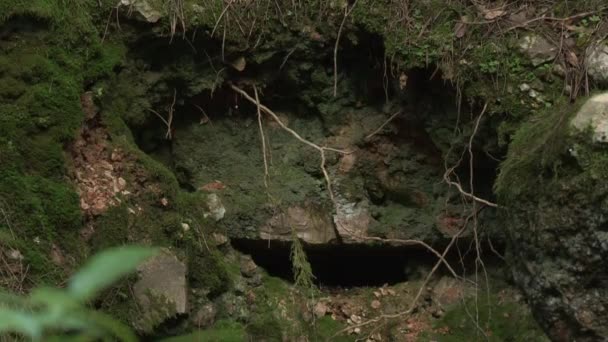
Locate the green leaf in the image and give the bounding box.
[0,308,41,338]
[68,246,158,302]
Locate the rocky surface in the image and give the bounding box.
[586,42,608,85]
[133,248,188,332]
[501,93,608,341]
[571,92,608,144]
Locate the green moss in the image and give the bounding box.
[428,295,549,341]
[310,316,353,342]
[247,311,284,341]
[160,320,246,342]
[494,99,580,201]
[188,250,231,296]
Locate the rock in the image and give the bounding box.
[212,233,229,246]
[570,92,608,144]
[246,273,263,287]
[586,42,608,84]
[519,35,557,66]
[192,303,217,328]
[119,0,162,23]
[519,83,531,92]
[203,194,225,221]
[239,255,258,278]
[334,199,371,243]
[7,249,23,261]
[371,300,381,309]
[260,204,336,244]
[133,249,187,332]
[314,301,328,318]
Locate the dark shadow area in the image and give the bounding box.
[231,239,446,287]
[232,238,507,288]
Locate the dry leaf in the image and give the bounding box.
[483,8,506,20]
[565,51,579,66]
[454,21,467,38]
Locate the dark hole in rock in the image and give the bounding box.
[231,239,461,287]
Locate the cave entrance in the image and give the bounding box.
[231,239,447,287]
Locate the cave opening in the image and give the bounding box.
[232,239,506,288]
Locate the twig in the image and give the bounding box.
[254,85,270,189]
[211,0,233,37]
[193,104,212,125]
[333,0,359,97]
[364,111,402,140]
[443,103,498,208]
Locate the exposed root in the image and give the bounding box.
[364,110,402,140]
[442,103,498,208]
[254,85,270,189]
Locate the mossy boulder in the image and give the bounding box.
[496,93,608,341]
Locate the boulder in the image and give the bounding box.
[586,42,608,85]
[570,92,608,144]
[133,248,188,332]
[119,0,162,23]
[519,35,557,66]
[501,93,608,341]
[260,205,336,244]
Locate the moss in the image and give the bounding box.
[246,311,284,341]
[188,250,231,297]
[160,320,246,342]
[310,316,353,342]
[428,294,549,341]
[494,99,581,201]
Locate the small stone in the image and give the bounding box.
[371,300,381,309]
[203,194,225,221]
[160,197,169,207]
[528,89,539,98]
[239,255,258,278]
[7,249,23,261]
[314,301,328,318]
[518,34,557,66]
[519,83,531,92]
[181,223,190,231]
[212,233,228,246]
[117,177,127,190]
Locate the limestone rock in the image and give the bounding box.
[204,193,226,221]
[586,42,608,84]
[239,255,258,278]
[570,92,608,144]
[133,249,187,332]
[119,0,162,23]
[519,35,557,66]
[333,199,371,243]
[260,205,336,244]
